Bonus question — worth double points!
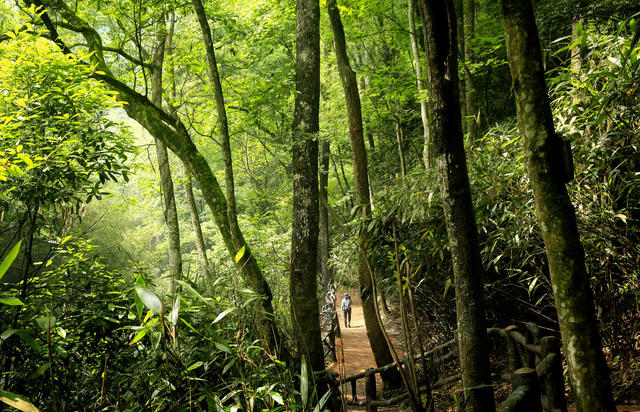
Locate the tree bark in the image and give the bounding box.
[182,162,213,288]
[290,0,325,374]
[500,2,615,411]
[417,1,495,410]
[463,0,477,144]
[319,140,331,288]
[40,0,280,353]
[151,14,182,297]
[327,0,401,387]
[407,0,432,168]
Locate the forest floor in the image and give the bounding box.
[329,291,402,410]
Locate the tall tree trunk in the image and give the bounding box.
[190,0,280,351]
[40,0,280,353]
[417,1,495,411]
[463,0,477,144]
[319,140,331,288]
[151,14,182,297]
[327,0,402,388]
[408,0,432,168]
[182,163,213,288]
[500,2,615,411]
[290,0,324,374]
[453,0,467,137]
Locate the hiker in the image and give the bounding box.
[340,293,352,328]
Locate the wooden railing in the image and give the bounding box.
[324,323,567,412]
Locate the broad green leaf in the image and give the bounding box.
[0,297,24,306]
[234,245,246,263]
[214,342,232,354]
[0,241,21,280]
[129,328,148,345]
[27,363,50,381]
[177,280,209,306]
[271,392,284,406]
[134,285,161,313]
[214,308,235,324]
[187,361,203,371]
[1,329,16,341]
[35,316,56,331]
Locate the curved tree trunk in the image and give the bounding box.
[40,0,280,353]
[150,14,182,297]
[463,0,477,145]
[418,1,495,410]
[327,0,401,388]
[500,2,615,410]
[290,0,325,374]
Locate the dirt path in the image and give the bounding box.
[330,291,401,408]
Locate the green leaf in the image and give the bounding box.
[234,245,246,263]
[0,297,24,306]
[187,361,203,371]
[177,280,209,306]
[27,363,50,381]
[35,316,56,331]
[129,328,148,345]
[214,342,232,354]
[1,329,17,341]
[0,241,21,280]
[214,308,235,324]
[134,285,161,313]
[300,358,309,408]
[271,392,284,406]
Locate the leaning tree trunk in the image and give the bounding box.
[290,0,325,374]
[500,2,616,411]
[151,15,182,297]
[418,1,495,411]
[39,0,280,353]
[408,0,432,168]
[327,0,402,388]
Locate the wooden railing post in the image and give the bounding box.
[351,379,357,403]
[540,337,567,412]
[365,368,377,412]
[498,368,542,412]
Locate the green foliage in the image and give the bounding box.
[0,31,134,209]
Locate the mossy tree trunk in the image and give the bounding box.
[40,0,280,353]
[500,2,616,411]
[417,0,495,410]
[150,14,182,297]
[290,0,325,374]
[327,0,402,387]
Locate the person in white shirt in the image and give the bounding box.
[340,293,352,328]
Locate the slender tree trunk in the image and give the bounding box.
[290,0,325,374]
[190,0,280,351]
[418,1,495,410]
[182,163,212,287]
[319,140,331,287]
[394,116,407,177]
[40,0,281,353]
[327,0,401,387]
[500,2,615,411]
[408,0,432,168]
[463,0,477,144]
[454,0,467,136]
[151,15,182,297]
